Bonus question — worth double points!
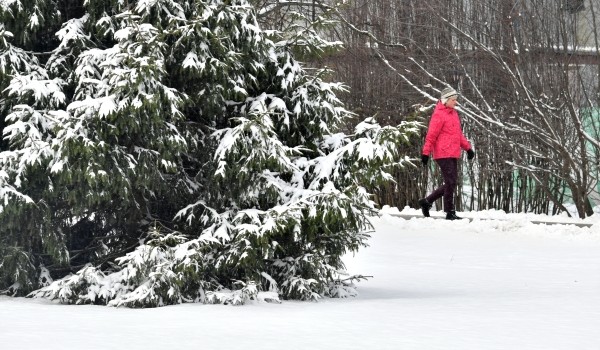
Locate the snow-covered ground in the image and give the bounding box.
[2,207,599,350]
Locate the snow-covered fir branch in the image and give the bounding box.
[1,0,417,307]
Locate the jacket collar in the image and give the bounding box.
[435,101,455,113]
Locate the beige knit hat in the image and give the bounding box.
[440,87,458,104]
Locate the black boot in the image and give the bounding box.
[445,211,462,220]
[418,198,432,217]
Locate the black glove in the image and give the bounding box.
[467,149,475,160]
[421,154,429,166]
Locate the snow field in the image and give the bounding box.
[1,209,599,350]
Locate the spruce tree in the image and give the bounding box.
[0,0,418,306]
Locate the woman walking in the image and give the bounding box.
[419,87,475,220]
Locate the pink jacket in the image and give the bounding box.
[422,102,471,159]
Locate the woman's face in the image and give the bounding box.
[445,97,458,108]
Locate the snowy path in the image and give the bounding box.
[388,212,595,227]
[1,212,599,350]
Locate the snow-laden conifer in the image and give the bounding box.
[0,0,419,306]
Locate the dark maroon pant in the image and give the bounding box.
[426,158,458,212]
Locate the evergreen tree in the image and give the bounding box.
[0,0,418,306]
